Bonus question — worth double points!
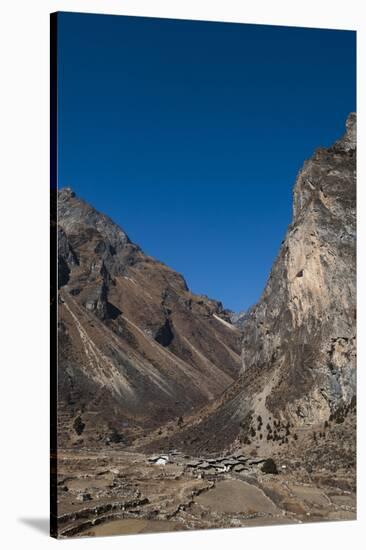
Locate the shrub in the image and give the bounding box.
[261,458,278,474]
[110,427,125,444]
[73,416,85,436]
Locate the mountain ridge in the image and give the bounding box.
[57,188,242,447]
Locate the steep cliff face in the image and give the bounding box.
[147,114,356,455]
[239,112,356,426]
[57,189,242,447]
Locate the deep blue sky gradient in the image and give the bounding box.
[57,13,356,311]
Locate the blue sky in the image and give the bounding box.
[57,13,355,312]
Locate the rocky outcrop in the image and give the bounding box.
[57,189,242,447]
[238,112,356,425]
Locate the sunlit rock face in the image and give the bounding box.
[239,113,356,425]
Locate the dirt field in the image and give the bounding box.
[53,448,355,538]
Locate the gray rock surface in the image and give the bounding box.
[238,112,356,425]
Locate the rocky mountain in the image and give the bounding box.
[239,112,356,425]
[57,189,242,447]
[146,113,356,456]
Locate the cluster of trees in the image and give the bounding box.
[241,414,300,446]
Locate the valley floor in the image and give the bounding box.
[53,447,355,538]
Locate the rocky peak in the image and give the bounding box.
[335,111,356,152]
[58,187,75,201]
[293,114,356,222]
[57,188,131,253]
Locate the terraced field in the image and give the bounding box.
[53,448,355,538]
